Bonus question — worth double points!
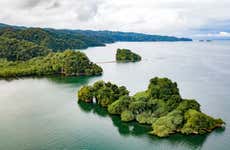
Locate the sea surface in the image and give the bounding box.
[0,41,229,150]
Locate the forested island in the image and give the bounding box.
[116,49,142,62]
[78,77,224,137]
[0,50,102,78]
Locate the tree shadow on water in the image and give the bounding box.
[47,76,100,87]
[78,101,152,136]
[147,127,225,150]
[1,75,99,88]
[110,115,151,136]
[78,101,225,149]
[78,101,108,117]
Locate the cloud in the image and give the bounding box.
[20,0,47,8]
[196,20,230,33]
[75,0,101,21]
[0,0,229,36]
[48,1,61,9]
[195,32,230,37]
[219,32,230,37]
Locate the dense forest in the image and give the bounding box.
[0,27,105,52]
[0,50,102,78]
[72,30,192,42]
[116,49,142,62]
[0,23,192,52]
[78,77,224,137]
[0,36,51,61]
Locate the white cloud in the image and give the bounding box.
[0,0,229,36]
[219,32,230,37]
[195,32,230,37]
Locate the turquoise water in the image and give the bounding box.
[0,41,229,150]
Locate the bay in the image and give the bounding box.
[0,41,229,150]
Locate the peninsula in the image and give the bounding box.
[0,50,102,78]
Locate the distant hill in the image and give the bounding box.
[69,30,192,42]
[0,27,105,52]
[0,23,192,50]
[0,23,26,30]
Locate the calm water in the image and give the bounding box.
[0,41,229,150]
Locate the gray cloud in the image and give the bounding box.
[51,1,60,9]
[20,0,47,8]
[47,1,61,9]
[76,2,99,21]
[0,0,229,36]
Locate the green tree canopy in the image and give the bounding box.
[116,49,141,62]
[77,77,225,137]
[0,36,50,61]
[0,50,103,78]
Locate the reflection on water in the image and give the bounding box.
[111,115,151,136]
[78,101,225,149]
[0,75,97,87]
[47,76,94,86]
[78,101,151,136]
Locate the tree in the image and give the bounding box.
[92,81,129,107]
[108,95,132,114]
[121,110,135,122]
[147,77,181,100]
[78,86,94,103]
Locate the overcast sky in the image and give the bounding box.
[0,0,230,37]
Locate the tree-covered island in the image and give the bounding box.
[78,77,225,137]
[0,50,102,78]
[116,49,142,62]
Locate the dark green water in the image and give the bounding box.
[0,42,229,150]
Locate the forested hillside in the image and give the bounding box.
[0,23,192,53]
[0,36,50,61]
[0,27,105,52]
